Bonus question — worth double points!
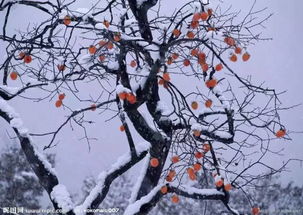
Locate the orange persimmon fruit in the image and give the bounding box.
[242,52,251,62]
[150,158,159,167]
[55,100,62,108]
[205,99,212,108]
[10,72,18,80]
[215,63,223,71]
[63,15,71,26]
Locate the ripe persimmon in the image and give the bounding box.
[99,55,106,62]
[167,57,173,65]
[224,37,235,46]
[205,99,212,108]
[63,15,71,26]
[10,72,18,80]
[190,21,199,29]
[171,195,179,203]
[193,163,202,172]
[193,130,201,137]
[168,170,176,178]
[55,100,62,108]
[187,31,195,39]
[215,179,223,187]
[126,93,137,104]
[207,8,213,17]
[200,12,209,21]
[172,53,179,60]
[198,52,206,61]
[19,52,25,59]
[173,29,181,37]
[103,20,110,28]
[88,45,97,55]
[91,104,97,111]
[23,55,32,64]
[251,207,260,215]
[235,47,242,54]
[276,129,286,138]
[192,13,201,22]
[203,143,210,152]
[150,158,159,167]
[191,101,198,110]
[160,186,168,194]
[183,59,190,67]
[166,175,173,182]
[201,63,209,72]
[114,34,121,42]
[195,151,204,159]
[120,125,125,132]
[163,73,171,82]
[57,64,65,72]
[207,27,216,32]
[99,40,107,47]
[158,79,165,85]
[130,60,137,68]
[230,54,237,62]
[171,156,180,164]
[107,42,114,50]
[224,183,232,192]
[58,93,65,101]
[215,63,223,71]
[242,52,250,62]
[205,79,217,88]
[191,49,199,56]
[118,92,127,100]
[187,168,196,180]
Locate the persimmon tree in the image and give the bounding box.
[0,0,293,214]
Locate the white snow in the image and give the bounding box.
[95,23,106,30]
[75,142,151,215]
[50,184,74,213]
[107,61,119,70]
[0,85,20,95]
[116,84,131,94]
[179,185,223,196]
[75,8,92,21]
[136,0,148,8]
[124,184,163,215]
[214,131,232,139]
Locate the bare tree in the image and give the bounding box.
[0,0,297,214]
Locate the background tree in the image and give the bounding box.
[0,141,55,213]
[0,0,298,214]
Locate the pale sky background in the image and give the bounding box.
[1,0,303,206]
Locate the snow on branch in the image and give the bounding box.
[0,98,75,211]
[124,184,163,215]
[50,184,74,214]
[74,142,151,215]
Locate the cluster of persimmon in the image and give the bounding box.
[18,51,32,64]
[55,93,65,108]
[118,91,137,104]
[212,172,232,192]
[224,37,251,63]
[87,39,114,61]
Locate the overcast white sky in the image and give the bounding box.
[1,0,303,205]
